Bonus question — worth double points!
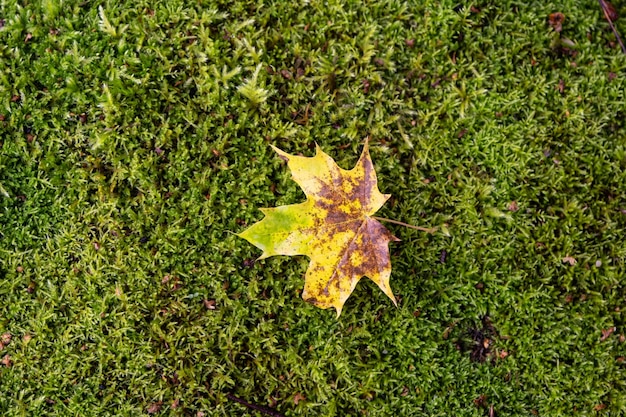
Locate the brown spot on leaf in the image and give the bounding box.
[304,297,318,305]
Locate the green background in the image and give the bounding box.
[1,0,625,415]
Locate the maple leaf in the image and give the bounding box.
[238,141,399,316]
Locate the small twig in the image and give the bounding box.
[372,216,437,234]
[599,0,626,54]
[226,393,285,417]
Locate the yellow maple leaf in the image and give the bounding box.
[238,141,399,316]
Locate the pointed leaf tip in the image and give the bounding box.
[362,137,370,151]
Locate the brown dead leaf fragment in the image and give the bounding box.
[293,393,306,405]
[601,327,616,341]
[147,402,162,414]
[474,394,487,408]
[562,255,577,266]
[2,354,12,367]
[548,12,565,32]
[238,140,398,316]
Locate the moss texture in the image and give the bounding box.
[1,0,625,415]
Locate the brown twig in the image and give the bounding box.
[599,0,626,54]
[372,216,438,234]
[226,393,285,417]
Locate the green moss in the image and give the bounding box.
[1,0,625,415]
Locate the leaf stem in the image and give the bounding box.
[372,216,438,234]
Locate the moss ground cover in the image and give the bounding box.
[1,0,625,415]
